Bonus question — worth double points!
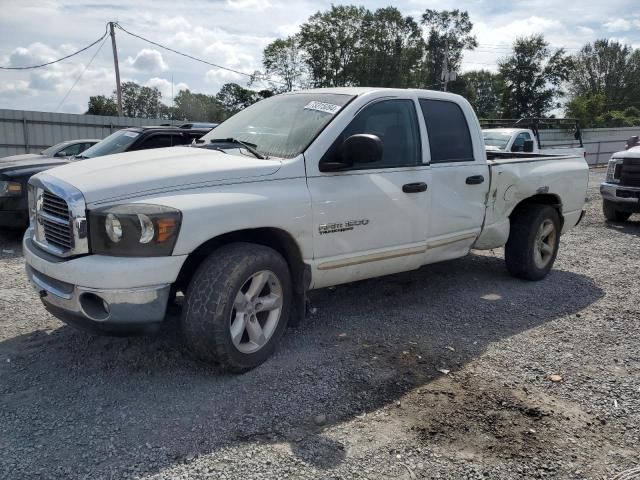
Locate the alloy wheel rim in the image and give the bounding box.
[229,270,283,354]
[533,219,556,269]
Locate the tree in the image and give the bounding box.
[215,83,270,113]
[454,70,504,118]
[355,7,425,87]
[421,9,477,88]
[569,39,636,105]
[298,5,368,87]
[119,81,163,118]
[258,36,309,91]
[172,89,227,123]
[498,35,571,118]
[86,95,118,116]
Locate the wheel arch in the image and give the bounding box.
[509,193,564,229]
[176,228,309,326]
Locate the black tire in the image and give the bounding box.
[603,200,631,222]
[181,242,292,372]
[505,205,561,281]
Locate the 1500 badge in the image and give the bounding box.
[319,219,369,235]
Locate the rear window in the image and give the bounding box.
[419,99,474,163]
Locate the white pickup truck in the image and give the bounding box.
[24,88,588,371]
[483,126,585,158]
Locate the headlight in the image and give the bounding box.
[606,158,622,184]
[0,180,23,197]
[88,204,182,256]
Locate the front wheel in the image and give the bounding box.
[505,205,561,281]
[181,243,291,372]
[603,200,631,222]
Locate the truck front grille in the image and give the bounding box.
[620,158,640,187]
[41,191,73,251]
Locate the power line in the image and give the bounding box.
[114,22,287,86]
[0,26,108,70]
[55,34,109,112]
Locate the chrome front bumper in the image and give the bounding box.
[26,263,171,334]
[601,183,640,212]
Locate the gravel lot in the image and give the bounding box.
[1,168,638,480]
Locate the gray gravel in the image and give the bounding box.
[1,168,638,479]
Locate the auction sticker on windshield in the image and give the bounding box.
[304,101,341,115]
[123,132,140,138]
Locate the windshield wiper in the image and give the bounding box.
[209,138,266,159]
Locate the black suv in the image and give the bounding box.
[0,126,212,229]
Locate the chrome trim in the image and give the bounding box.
[26,264,170,324]
[601,182,640,204]
[29,173,88,258]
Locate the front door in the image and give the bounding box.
[307,98,431,288]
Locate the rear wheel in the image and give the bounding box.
[505,205,561,281]
[603,200,631,222]
[181,243,291,372]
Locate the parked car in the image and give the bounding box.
[481,118,585,158]
[0,139,99,228]
[0,127,210,229]
[24,88,588,372]
[73,126,212,160]
[179,122,218,129]
[601,146,640,221]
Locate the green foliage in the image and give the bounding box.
[258,36,309,91]
[86,95,118,116]
[499,35,571,117]
[172,89,227,123]
[421,9,477,88]
[452,70,504,118]
[354,7,425,87]
[298,5,369,87]
[119,82,163,118]
[215,83,272,113]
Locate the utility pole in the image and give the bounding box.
[441,40,449,92]
[109,22,123,117]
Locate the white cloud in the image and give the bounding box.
[0,80,31,99]
[205,69,246,88]
[603,18,632,31]
[145,77,189,101]
[226,0,272,11]
[8,42,58,68]
[125,49,168,73]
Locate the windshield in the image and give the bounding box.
[41,142,69,156]
[483,132,512,150]
[79,130,140,158]
[200,93,354,158]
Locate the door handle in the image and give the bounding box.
[466,175,485,185]
[402,182,428,193]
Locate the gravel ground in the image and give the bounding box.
[1,168,638,480]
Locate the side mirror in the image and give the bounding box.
[319,134,383,172]
[523,140,534,153]
[55,151,67,157]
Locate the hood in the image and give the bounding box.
[614,146,640,158]
[42,146,282,204]
[0,154,69,179]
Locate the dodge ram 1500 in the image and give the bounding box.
[24,88,589,371]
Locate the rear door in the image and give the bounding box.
[307,97,431,288]
[418,98,489,260]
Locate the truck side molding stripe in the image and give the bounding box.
[317,232,479,270]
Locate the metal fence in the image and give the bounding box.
[1,108,639,164]
[0,109,184,158]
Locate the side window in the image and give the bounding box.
[137,134,175,150]
[60,143,84,156]
[341,99,421,168]
[419,99,474,163]
[512,132,531,152]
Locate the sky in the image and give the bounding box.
[1,0,640,114]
